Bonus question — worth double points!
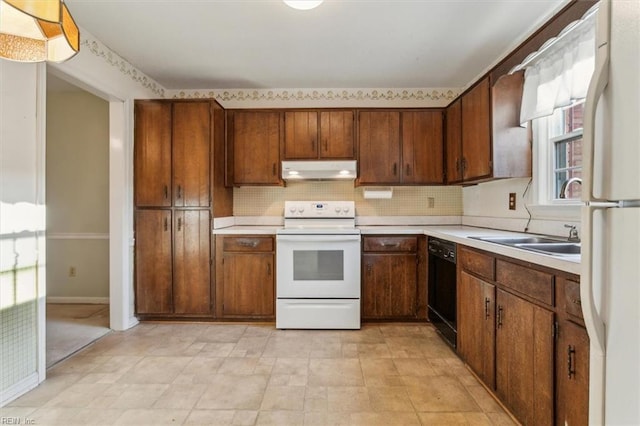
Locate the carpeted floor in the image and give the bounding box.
[46,303,110,368]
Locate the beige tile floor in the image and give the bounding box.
[4,323,516,426]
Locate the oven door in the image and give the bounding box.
[276,234,361,298]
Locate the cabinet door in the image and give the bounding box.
[284,111,318,159]
[173,210,211,315]
[401,110,444,184]
[173,102,211,207]
[320,110,355,159]
[135,210,173,314]
[556,321,589,426]
[358,111,401,184]
[134,102,171,207]
[457,271,496,388]
[496,289,554,426]
[362,253,417,319]
[445,99,463,184]
[230,111,281,185]
[461,77,492,181]
[222,252,274,317]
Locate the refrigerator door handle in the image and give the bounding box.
[581,204,607,425]
[582,0,610,204]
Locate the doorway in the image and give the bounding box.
[45,73,111,367]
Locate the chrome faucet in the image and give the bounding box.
[559,177,582,198]
[564,224,581,242]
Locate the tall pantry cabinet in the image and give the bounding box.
[134,100,231,318]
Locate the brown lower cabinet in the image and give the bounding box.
[496,289,554,426]
[215,236,275,319]
[458,270,495,388]
[135,209,211,316]
[361,235,426,320]
[457,245,588,425]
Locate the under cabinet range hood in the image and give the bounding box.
[282,160,357,181]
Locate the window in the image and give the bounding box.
[532,101,585,206]
[549,102,584,200]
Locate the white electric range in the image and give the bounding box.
[276,201,361,329]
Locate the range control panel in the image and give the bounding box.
[284,201,355,219]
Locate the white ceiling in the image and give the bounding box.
[65,0,569,90]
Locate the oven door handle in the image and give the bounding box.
[276,235,361,243]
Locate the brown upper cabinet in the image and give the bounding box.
[283,110,355,160]
[358,110,444,185]
[446,73,530,184]
[135,101,211,207]
[227,110,282,186]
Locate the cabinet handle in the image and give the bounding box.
[177,217,182,231]
[455,159,460,173]
[567,345,576,379]
[572,298,582,306]
[311,137,316,152]
[406,164,410,176]
[323,139,328,152]
[484,297,490,320]
[267,262,271,276]
[272,163,276,176]
[164,185,169,200]
[497,305,503,328]
[381,242,400,248]
[366,263,372,274]
[462,158,467,172]
[164,217,168,231]
[393,163,397,176]
[176,185,182,199]
[239,239,259,248]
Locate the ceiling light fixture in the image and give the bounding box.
[283,0,324,11]
[0,0,80,63]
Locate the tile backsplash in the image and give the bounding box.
[233,182,463,216]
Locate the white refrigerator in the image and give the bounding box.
[582,0,640,424]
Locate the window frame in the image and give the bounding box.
[529,106,583,220]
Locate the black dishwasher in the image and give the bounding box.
[427,237,457,348]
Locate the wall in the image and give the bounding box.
[46,90,110,301]
[0,61,44,405]
[234,182,462,217]
[462,177,580,237]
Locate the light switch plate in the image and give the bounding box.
[508,193,516,210]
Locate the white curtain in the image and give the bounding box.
[520,10,596,124]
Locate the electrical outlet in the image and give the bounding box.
[508,193,517,210]
[428,197,435,208]
[69,266,76,277]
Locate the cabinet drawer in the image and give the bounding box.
[564,279,583,320]
[363,236,417,252]
[459,246,495,281]
[496,260,554,306]
[223,236,273,252]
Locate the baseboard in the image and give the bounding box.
[46,297,109,304]
[0,372,39,407]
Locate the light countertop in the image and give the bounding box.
[213,224,581,275]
